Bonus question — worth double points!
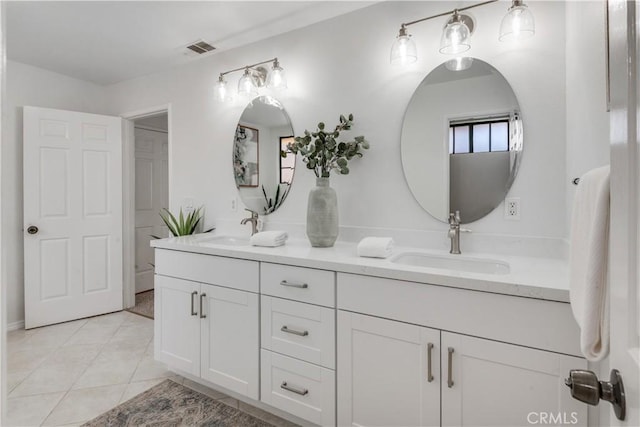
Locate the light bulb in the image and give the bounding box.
[238,68,258,98]
[390,26,417,65]
[440,12,471,55]
[266,59,287,90]
[214,75,231,102]
[499,0,535,41]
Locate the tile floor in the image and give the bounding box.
[7,311,297,427]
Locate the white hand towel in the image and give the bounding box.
[357,237,394,259]
[250,230,288,247]
[569,165,610,362]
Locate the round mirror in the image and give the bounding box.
[233,96,295,214]
[400,58,523,224]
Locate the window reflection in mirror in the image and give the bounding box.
[233,96,295,215]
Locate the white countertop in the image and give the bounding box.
[151,233,570,303]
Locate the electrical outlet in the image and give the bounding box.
[505,197,520,220]
[230,197,237,212]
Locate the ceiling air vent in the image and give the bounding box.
[185,40,216,55]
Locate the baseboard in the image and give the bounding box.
[7,320,25,331]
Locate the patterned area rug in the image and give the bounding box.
[82,379,274,426]
[126,290,154,319]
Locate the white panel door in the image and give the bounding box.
[337,311,440,427]
[607,1,640,425]
[441,332,588,427]
[200,284,259,400]
[154,275,200,376]
[23,106,123,329]
[134,127,168,293]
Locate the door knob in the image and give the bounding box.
[26,225,39,235]
[565,369,625,420]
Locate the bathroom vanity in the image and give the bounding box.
[152,234,587,427]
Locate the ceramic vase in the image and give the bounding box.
[306,177,338,247]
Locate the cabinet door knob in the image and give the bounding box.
[27,225,39,235]
[427,343,434,382]
[447,347,455,388]
[190,291,198,316]
[280,280,308,289]
[280,381,308,396]
[200,293,207,319]
[281,325,309,337]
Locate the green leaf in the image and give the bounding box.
[318,122,325,130]
[348,113,354,121]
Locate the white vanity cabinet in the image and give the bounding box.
[154,249,260,400]
[441,332,586,427]
[337,273,589,427]
[337,311,440,427]
[151,241,587,427]
[260,263,337,426]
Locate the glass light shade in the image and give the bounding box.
[439,17,471,55]
[390,31,417,65]
[499,3,535,41]
[238,69,258,98]
[266,64,287,90]
[445,57,473,71]
[214,77,232,102]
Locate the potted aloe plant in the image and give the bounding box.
[158,207,214,237]
[287,114,369,247]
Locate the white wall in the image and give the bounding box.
[105,1,569,240]
[3,60,108,325]
[565,1,610,234]
[4,1,609,325]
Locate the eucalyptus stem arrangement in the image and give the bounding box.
[286,114,369,178]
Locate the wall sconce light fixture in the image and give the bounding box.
[215,57,287,102]
[390,0,535,67]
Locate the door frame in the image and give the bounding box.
[120,103,172,309]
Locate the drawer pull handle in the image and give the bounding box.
[427,342,434,382]
[447,347,455,388]
[281,326,309,337]
[190,291,198,316]
[280,381,308,396]
[200,293,206,319]
[280,280,308,289]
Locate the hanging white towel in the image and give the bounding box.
[250,231,288,247]
[357,237,394,259]
[569,165,610,362]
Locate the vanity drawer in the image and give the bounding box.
[261,263,335,307]
[261,296,335,369]
[155,249,259,293]
[261,350,336,426]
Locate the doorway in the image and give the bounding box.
[128,112,169,318]
[121,106,171,317]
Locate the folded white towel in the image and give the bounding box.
[569,165,610,362]
[250,230,288,247]
[357,237,394,259]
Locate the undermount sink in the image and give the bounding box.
[390,252,510,275]
[199,235,250,247]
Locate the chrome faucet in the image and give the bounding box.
[448,211,462,254]
[241,209,259,235]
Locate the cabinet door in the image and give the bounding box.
[200,284,259,400]
[441,332,588,426]
[337,311,440,427]
[154,275,201,376]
